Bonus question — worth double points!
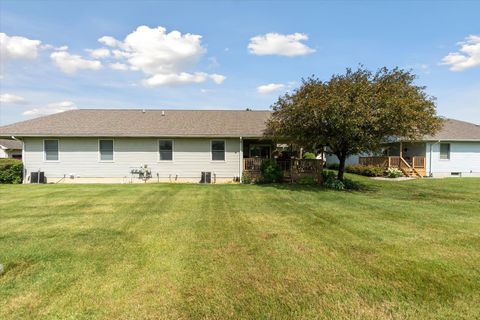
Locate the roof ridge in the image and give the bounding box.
[445,118,480,126]
[75,108,271,112]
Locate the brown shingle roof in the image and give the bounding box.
[1,110,479,141]
[424,119,480,141]
[0,109,271,138]
[0,139,22,150]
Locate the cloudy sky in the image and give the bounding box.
[1,1,479,125]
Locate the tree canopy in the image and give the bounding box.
[265,67,443,180]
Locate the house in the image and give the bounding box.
[0,109,276,183]
[0,139,22,159]
[326,119,480,177]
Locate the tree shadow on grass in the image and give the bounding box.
[253,180,378,194]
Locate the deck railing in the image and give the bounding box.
[243,157,265,172]
[359,156,389,167]
[243,158,323,182]
[412,156,425,168]
[358,155,426,177]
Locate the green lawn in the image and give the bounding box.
[1,176,479,319]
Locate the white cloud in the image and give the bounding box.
[109,62,129,71]
[257,83,286,94]
[23,101,77,116]
[98,36,122,48]
[210,74,226,84]
[441,35,480,71]
[0,93,27,104]
[86,48,110,59]
[50,51,102,74]
[143,72,225,86]
[248,32,315,57]
[98,25,225,86]
[0,33,42,60]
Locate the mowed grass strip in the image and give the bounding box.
[0,176,479,319]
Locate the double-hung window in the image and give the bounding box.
[211,140,225,161]
[440,143,450,160]
[159,140,173,161]
[44,139,59,161]
[99,139,114,161]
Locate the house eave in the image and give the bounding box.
[0,133,266,139]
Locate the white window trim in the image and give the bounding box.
[98,139,115,162]
[211,139,226,162]
[439,143,451,161]
[158,139,174,162]
[43,139,60,162]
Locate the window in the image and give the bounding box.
[99,139,114,161]
[211,140,225,161]
[159,139,173,161]
[44,140,59,161]
[440,143,450,160]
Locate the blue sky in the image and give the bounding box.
[1,0,479,125]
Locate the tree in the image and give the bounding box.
[265,67,443,181]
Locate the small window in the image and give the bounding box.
[211,140,225,161]
[44,140,59,161]
[99,139,114,161]
[159,140,173,161]
[440,143,450,160]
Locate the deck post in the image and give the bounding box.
[400,141,403,159]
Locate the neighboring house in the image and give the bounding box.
[0,139,22,159]
[326,119,480,177]
[0,109,273,183]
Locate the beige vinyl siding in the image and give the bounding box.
[23,137,241,180]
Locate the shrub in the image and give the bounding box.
[321,170,360,190]
[297,176,316,185]
[326,163,339,170]
[386,167,403,178]
[345,164,384,177]
[324,177,345,190]
[241,171,254,184]
[342,178,362,190]
[322,169,337,181]
[386,168,403,178]
[0,159,23,184]
[322,170,344,190]
[259,159,283,183]
[303,152,316,160]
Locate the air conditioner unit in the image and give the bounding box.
[200,171,212,184]
[30,171,45,184]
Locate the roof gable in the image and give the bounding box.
[0,139,22,150]
[423,119,480,141]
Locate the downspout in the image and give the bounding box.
[239,137,243,182]
[429,140,441,177]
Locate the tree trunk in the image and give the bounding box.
[337,155,346,181]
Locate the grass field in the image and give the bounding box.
[1,176,479,319]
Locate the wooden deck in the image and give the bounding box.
[243,158,323,182]
[359,156,426,177]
